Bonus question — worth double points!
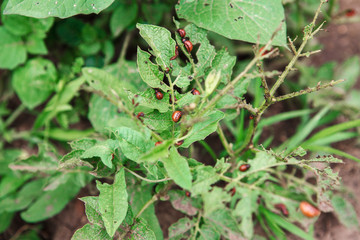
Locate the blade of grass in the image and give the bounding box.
[257,109,313,129]
[305,145,360,163]
[302,132,358,147]
[279,106,330,155]
[261,207,314,240]
[259,205,286,240]
[303,119,360,145]
[199,140,217,161]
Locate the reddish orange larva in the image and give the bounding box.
[299,201,320,218]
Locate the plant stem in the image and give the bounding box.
[118,32,132,65]
[124,167,171,183]
[274,79,344,102]
[192,212,202,240]
[5,103,26,127]
[135,194,158,219]
[217,124,234,158]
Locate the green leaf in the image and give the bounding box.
[113,127,152,163]
[25,35,47,54]
[137,47,169,92]
[143,111,173,132]
[198,223,220,240]
[80,196,103,227]
[206,209,242,238]
[88,94,121,133]
[136,23,176,70]
[168,217,194,240]
[210,48,236,84]
[21,174,85,222]
[70,138,98,150]
[335,56,360,91]
[97,169,128,237]
[128,185,163,240]
[0,27,26,69]
[12,58,57,109]
[4,0,115,19]
[128,89,169,113]
[0,173,32,198]
[182,24,216,77]
[205,69,221,97]
[81,140,118,168]
[110,1,138,37]
[176,0,286,46]
[0,211,14,234]
[202,187,230,216]
[130,218,156,240]
[82,67,135,107]
[192,165,219,195]
[163,147,192,190]
[2,13,54,37]
[140,140,172,162]
[234,188,259,239]
[0,179,45,213]
[72,223,111,240]
[305,145,360,163]
[182,110,225,148]
[331,195,359,229]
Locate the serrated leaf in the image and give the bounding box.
[163,147,192,190]
[128,89,169,113]
[4,0,115,19]
[182,110,225,148]
[88,94,121,133]
[143,111,173,132]
[72,223,111,240]
[82,67,135,107]
[110,2,138,37]
[234,188,259,239]
[81,139,118,169]
[130,218,156,240]
[80,196,103,227]
[206,209,241,239]
[137,47,169,92]
[12,58,57,109]
[202,187,230,217]
[169,190,198,216]
[113,127,153,163]
[168,217,195,240]
[210,48,236,84]
[0,27,26,69]
[198,223,220,240]
[97,169,128,237]
[176,0,286,46]
[183,24,216,77]
[192,165,219,196]
[136,23,176,70]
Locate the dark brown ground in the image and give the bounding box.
[2,0,360,239]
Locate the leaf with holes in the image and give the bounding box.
[176,0,286,46]
[137,23,176,70]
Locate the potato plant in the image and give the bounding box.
[0,0,359,239]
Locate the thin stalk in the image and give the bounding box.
[135,194,158,219]
[192,212,202,240]
[124,167,171,183]
[117,32,132,65]
[5,103,26,127]
[217,124,234,158]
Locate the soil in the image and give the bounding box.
[1,0,360,239]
